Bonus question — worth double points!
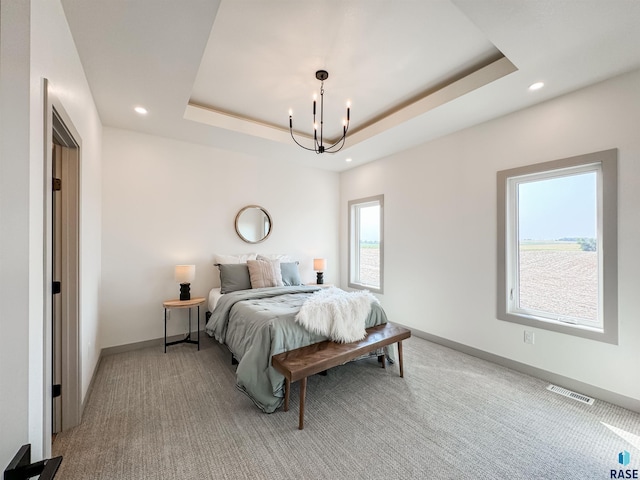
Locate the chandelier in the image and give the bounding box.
[288,70,350,154]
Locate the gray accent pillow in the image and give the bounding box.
[218,263,252,293]
[280,262,302,286]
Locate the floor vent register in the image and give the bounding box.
[547,384,595,405]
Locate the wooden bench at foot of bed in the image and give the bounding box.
[271,322,411,430]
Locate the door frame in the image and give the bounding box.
[43,78,82,447]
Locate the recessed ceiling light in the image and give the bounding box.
[345,158,352,162]
[529,82,545,91]
[134,106,148,115]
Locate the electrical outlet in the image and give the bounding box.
[524,330,535,345]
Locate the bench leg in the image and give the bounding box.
[298,377,307,430]
[398,341,404,378]
[378,354,386,369]
[284,378,290,412]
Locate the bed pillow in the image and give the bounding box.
[218,263,252,293]
[280,262,303,286]
[256,254,293,263]
[207,287,223,312]
[247,259,284,289]
[213,253,257,265]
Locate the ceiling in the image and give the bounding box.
[61,0,640,172]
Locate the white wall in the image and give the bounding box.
[0,0,102,466]
[340,68,640,405]
[0,0,32,469]
[101,127,339,348]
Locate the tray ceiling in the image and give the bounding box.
[61,0,640,171]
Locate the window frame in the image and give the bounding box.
[497,149,618,344]
[348,194,384,294]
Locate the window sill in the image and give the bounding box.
[348,282,383,294]
[497,310,616,344]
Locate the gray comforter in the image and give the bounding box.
[205,286,388,413]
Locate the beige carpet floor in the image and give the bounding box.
[52,334,640,479]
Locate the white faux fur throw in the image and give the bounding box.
[295,287,379,343]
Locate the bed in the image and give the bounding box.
[204,255,389,413]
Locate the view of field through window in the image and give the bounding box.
[358,244,380,287]
[517,171,598,322]
[357,204,380,288]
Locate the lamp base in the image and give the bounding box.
[179,283,191,301]
[316,272,324,285]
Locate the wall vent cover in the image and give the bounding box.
[547,384,595,405]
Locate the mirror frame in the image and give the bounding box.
[234,205,273,244]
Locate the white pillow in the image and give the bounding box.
[207,288,223,312]
[247,259,284,288]
[256,254,293,263]
[213,253,257,265]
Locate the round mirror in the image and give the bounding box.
[235,205,273,244]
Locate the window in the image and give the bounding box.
[497,150,618,343]
[349,195,384,293]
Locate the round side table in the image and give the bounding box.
[162,297,205,352]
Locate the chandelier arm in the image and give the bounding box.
[324,118,350,152]
[325,134,345,150]
[324,134,347,153]
[290,129,320,152]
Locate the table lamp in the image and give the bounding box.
[175,264,195,301]
[313,258,326,285]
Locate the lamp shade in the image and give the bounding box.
[313,258,326,272]
[175,264,195,284]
